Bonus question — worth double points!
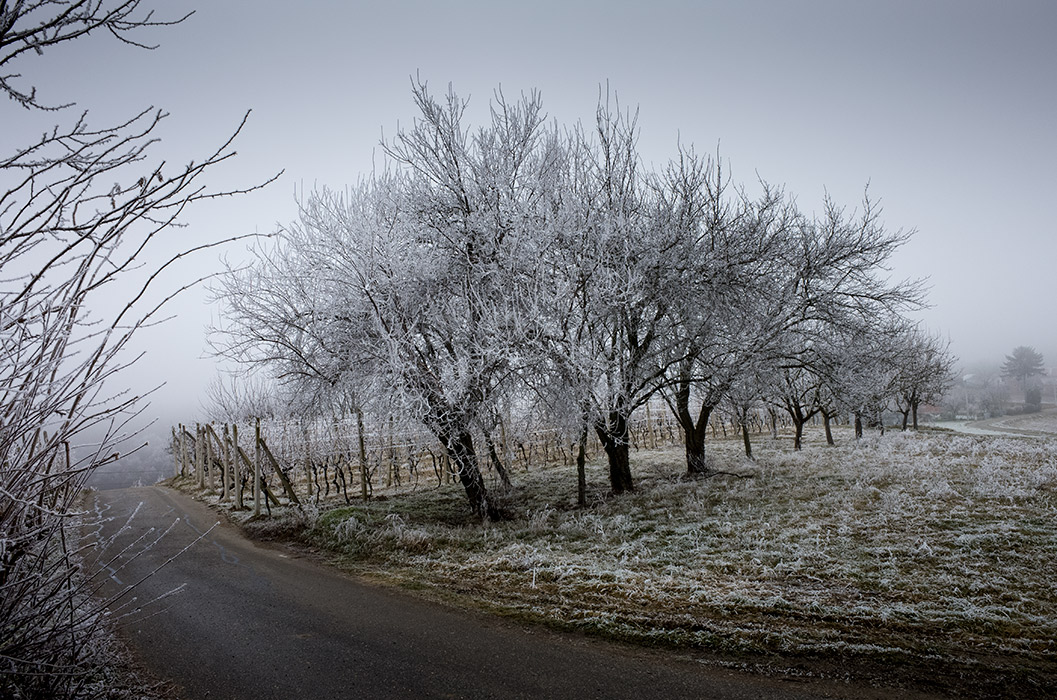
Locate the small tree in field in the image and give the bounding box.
[893,328,957,430]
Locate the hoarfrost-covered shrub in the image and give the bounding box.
[334,515,365,543]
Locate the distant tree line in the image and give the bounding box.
[212,81,955,520]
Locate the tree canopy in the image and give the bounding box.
[213,80,951,519]
[1002,346,1046,385]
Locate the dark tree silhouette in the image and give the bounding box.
[1001,346,1045,386]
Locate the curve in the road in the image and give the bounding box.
[91,486,925,700]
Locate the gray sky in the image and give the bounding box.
[15,0,1057,427]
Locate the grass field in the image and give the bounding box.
[194,427,1057,696]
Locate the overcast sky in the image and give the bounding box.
[13,0,1057,428]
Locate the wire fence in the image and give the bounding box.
[169,400,787,514]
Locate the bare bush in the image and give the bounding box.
[1,2,268,695]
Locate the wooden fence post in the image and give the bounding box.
[233,423,243,509]
[171,427,180,478]
[195,423,204,489]
[356,409,369,501]
[220,424,231,502]
[206,424,216,492]
[254,418,262,517]
[179,424,188,478]
[258,434,301,505]
[303,423,313,501]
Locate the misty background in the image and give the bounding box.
[13,0,1053,484]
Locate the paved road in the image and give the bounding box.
[90,487,898,700]
[937,407,1057,438]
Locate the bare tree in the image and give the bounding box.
[214,81,562,519]
[1,3,268,695]
[544,94,679,494]
[655,151,799,475]
[765,190,922,447]
[893,327,956,430]
[203,372,282,423]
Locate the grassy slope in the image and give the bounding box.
[189,428,1057,697]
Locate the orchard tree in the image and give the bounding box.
[656,153,798,474]
[770,191,922,446]
[542,96,677,495]
[893,328,956,430]
[1,2,265,696]
[215,82,562,519]
[817,321,902,439]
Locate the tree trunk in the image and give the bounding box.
[594,413,633,494]
[576,423,588,507]
[899,410,910,431]
[484,432,512,487]
[678,405,712,476]
[911,402,919,431]
[821,410,835,446]
[672,379,713,476]
[741,421,753,460]
[441,429,497,520]
[792,417,805,450]
[356,409,369,501]
[854,412,863,439]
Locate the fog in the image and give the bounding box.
[16,0,1057,458]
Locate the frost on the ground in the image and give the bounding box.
[308,429,1057,669]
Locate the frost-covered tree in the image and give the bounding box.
[893,328,956,430]
[1,2,264,695]
[539,97,678,495]
[816,321,902,440]
[768,191,922,447]
[723,362,770,459]
[215,82,562,519]
[656,153,797,474]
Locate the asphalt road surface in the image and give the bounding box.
[90,487,905,700]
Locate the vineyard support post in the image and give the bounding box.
[171,427,180,478]
[195,424,204,489]
[254,418,262,517]
[221,424,231,501]
[233,423,243,509]
[206,424,215,492]
[356,409,369,501]
[179,424,188,478]
[303,423,313,500]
